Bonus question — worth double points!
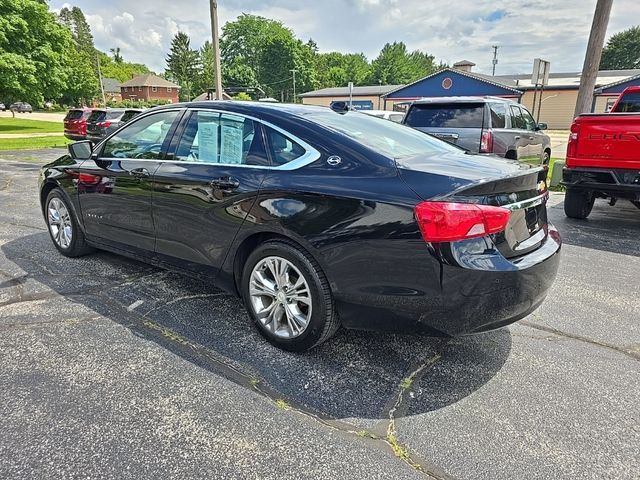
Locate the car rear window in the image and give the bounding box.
[615,92,640,112]
[306,110,461,160]
[106,111,125,120]
[88,110,107,122]
[65,110,85,120]
[120,111,141,123]
[489,103,507,128]
[404,103,485,128]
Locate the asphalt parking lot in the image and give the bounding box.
[1,149,638,480]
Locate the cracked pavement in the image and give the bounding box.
[0,150,638,479]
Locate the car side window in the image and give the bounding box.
[101,110,179,159]
[520,107,537,131]
[489,103,507,128]
[264,127,306,166]
[175,111,268,166]
[509,106,526,129]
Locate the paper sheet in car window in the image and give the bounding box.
[220,125,243,164]
[198,122,219,162]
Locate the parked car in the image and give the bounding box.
[0,102,6,111]
[403,96,552,164]
[361,109,405,123]
[86,108,145,143]
[563,86,640,219]
[63,108,93,140]
[39,102,560,351]
[9,102,33,113]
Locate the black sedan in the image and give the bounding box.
[38,102,561,351]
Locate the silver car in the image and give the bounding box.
[402,96,551,165]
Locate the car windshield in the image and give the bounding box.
[305,110,461,160]
[404,103,485,128]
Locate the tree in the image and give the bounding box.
[192,41,217,96]
[165,32,200,101]
[110,47,123,63]
[258,33,316,102]
[600,26,640,69]
[368,42,437,85]
[220,14,291,81]
[0,0,80,105]
[98,52,151,83]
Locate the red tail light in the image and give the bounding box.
[97,121,111,128]
[566,122,580,163]
[414,201,511,242]
[479,129,494,153]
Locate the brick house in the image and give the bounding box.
[120,74,180,103]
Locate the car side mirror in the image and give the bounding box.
[68,140,93,160]
[537,122,548,130]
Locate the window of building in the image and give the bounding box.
[124,87,128,92]
[152,86,157,92]
[138,86,142,92]
[167,87,172,93]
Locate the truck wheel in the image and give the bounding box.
[564,189,595,219]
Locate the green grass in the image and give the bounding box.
[0,136,71,151]
[0,117,63,134]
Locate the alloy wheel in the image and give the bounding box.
[47,197,73,249]
[249,256,312,339]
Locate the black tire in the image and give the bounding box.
[542,149,551,165]
[564,188,595,219]
[241,240,339,351]
[45,188,94,257]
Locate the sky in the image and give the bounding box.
[50,0,640,77]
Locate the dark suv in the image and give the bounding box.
[403,96,552,164]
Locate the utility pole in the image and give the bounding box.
[491,45,499,76]
[574,0,613,116]
[96,54,106,106]
[209,0,223,100]
[290,69,298,103]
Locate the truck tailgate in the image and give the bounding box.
[569,114,640,170]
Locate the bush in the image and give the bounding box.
[105,99,172,108]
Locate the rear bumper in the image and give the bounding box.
[562,166,640,200]
[64,132,85,141]
[336,224,561,336]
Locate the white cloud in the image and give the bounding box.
[50,0,640,76]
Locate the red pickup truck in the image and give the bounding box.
[563,86,640,218]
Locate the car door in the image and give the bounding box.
[78,109,183,254]
[151,109,270,277]
[508,105,531,161]
[520,106,544,163]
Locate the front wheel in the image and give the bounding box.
[45,188,94,257]
[564,188,595,219]
[241,240,339,351]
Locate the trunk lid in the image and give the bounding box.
[397,152,548,258]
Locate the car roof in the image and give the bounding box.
[154,100,333,118]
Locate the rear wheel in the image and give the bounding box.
[564,188,595,219]
[45,188,94,257]
[241,240,339,351]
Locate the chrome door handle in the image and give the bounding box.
[529,136,535,140]
[129,167,150,178]
[210,176,240,190]
[514,136,521,140]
